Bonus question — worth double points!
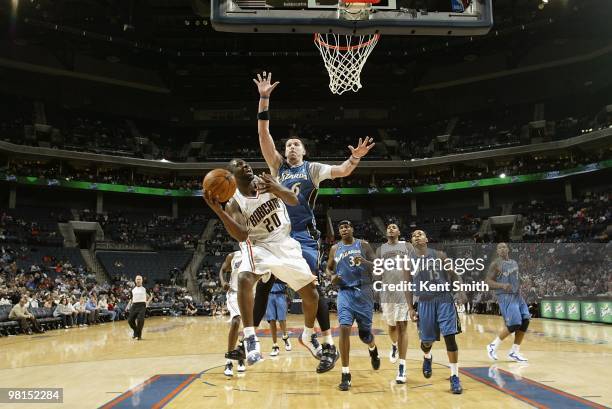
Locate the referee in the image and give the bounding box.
[127,275,151,340]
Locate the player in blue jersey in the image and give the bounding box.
[326,220,380,391]
[406,230,466,394]
[265,279,292,356]
[485,243,530,362]
[252,71,375,373]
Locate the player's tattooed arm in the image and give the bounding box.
[256,173,299,206]
[330,137,375,178]
[204,193,249,242]
[253,71,283,174]
[219,253,233,291]
[438,250,468,304]
[326,244,340,285]
[356,240,376,271]
[485,259,512,291]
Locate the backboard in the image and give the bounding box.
[210,0,493,36]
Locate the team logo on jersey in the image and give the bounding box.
[279,172,308,182]
[248,198,282,227]
[335,248,362,263]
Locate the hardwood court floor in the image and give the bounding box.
[0,313,610,409]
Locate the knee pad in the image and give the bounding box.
[519,319,530,332]
[420,341,433,353]
[443,334,458,352]
[507,324,521,334]
[358,329,373,344]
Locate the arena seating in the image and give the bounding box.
[96,250,194,283]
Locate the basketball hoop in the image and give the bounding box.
[314,32,380,95]
[313,0,380,95]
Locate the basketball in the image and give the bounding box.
[202,169,236,202]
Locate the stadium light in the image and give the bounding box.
[499,173,506,178]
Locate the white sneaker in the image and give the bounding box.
[389,344,398,364]
[237,360,246,372]
[298,332,322,360]
[283,335,292,351]
[396,363,406,384]
[244,335,263,366]
[270,345,280,357]
[487,343,499,361]
[508,351,528,362]
[224,362,233,376]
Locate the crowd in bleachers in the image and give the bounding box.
[79,210,206,250]
[516,192,610,243]
[0,242,203,336]
[5,148,609,194]
[3,96,611,165]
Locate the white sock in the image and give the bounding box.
[511,344,520,353]
[324,334,334,346]
[226,359,232,364]
[424,352,432,359]
[449,363,459,377]
[243,327,255,338]
[368,345,376,352]
[491,337,502,348]
[342,366,350,374]
[302,326,314,339]
[399,359,406,367]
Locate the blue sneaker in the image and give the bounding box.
[422,355,432,378]
[243,335,262,366]
[450,375,463,394]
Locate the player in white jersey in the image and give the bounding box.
[375,223,415,384]
[219,250,246,376]
[204,158,320,367]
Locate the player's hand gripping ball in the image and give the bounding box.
[202,169,237,203]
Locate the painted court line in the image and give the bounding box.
[461,367,607,409]
[99,374,198,409]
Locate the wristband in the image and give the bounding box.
[350,154,362,160]
[260,96,270,99]
[257,110,270,120]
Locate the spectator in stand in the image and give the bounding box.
[185,301,197,316]
[86,295,99,325]
[54,297,75,328]
[98,295,116,322]
[73,296,89,326]
[9,295,44,334]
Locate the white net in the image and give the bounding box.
[314,33,380,95]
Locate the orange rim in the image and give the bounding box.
[313,33,380,51]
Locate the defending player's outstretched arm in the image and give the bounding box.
[253,71,283,173]
[329,137,376,179]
